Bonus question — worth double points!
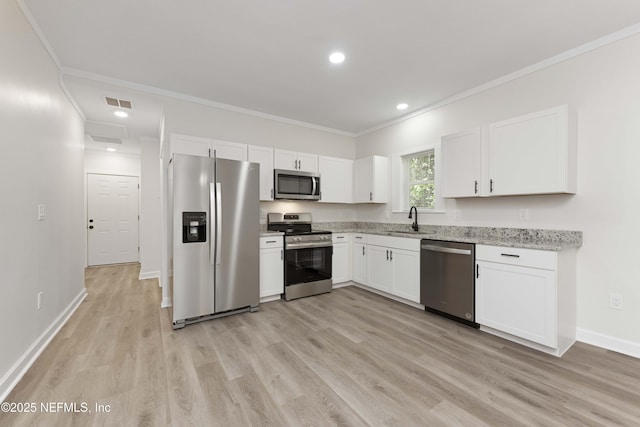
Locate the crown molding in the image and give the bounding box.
[356,22,640,137]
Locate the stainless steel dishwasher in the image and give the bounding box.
[420,239,478,328]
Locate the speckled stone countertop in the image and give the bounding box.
[312,222,582,251]
[260,230,283,237]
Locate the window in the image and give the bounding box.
[404,150,435,209]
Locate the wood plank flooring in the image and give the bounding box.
[2,263,639,426]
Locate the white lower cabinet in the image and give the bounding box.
[359,235,421,304]
[475,244,576,356]
[332,233,351,284]
[351,234,368,284]
[390,248,420,303]
[259,236,283,300]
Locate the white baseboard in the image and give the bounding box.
[0,288,87,403]
[138,270,160,281]
[577,328,640,359]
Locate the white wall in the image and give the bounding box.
[355,33,640,352]
[139,139,161,279]
[84,149,141,176]
[0,0,86,400]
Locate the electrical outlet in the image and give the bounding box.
[610,293,623,310]
[37,291,43,310]
[519,208,529,220]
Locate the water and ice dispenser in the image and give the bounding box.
[182,212,207,243]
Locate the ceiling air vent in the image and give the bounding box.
[105,97,132,109]
[91,135,123,144]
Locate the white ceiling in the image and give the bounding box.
[21,0,640,140]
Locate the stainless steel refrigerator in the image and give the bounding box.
[169,153,260,329]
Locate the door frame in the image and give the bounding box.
[84,170,141,268]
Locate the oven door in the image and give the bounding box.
[284,244,332,286]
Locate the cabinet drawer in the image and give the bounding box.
[352,234,368,244]
[332,233,351,244]
[260,236,283,249]
[367,234,420,252]
[476,245,556,270]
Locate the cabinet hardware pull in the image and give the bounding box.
[386,249,389,260]
[355,236,362,239]
[281,249,283,260]
[476,264,479,278]
[299,159,302,169]
[370,192,373,201]
[500,253,520,258]
[390,250,393,261]
[362,246,365,256]
[474,180,478,194]
[266,240,277,243]
[271,188,274,199]
[336,236,344,239]
[490,179,494,193]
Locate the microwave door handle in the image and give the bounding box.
[312,176,317,197]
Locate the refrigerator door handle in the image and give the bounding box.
[209,182,216,265]
[215,182,222,265]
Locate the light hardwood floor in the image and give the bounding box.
[2,263,639,426]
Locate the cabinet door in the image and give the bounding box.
[319,156,353,203]
[353,157,373,202]
[476,261,557,347]
[488,105,573,196]
[211,140,247,161]
[248,145,274,200]
[332,243,350,284]
[390,249,420,303]
[170,134,211,157]
[367,246,392,292]
[274,149,297,170]
[260,247,284,298]
[352,243,367,284]
[296,152,318,173]
[441,128,483,198]
[371,155,388,203]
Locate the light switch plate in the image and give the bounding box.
[38,204,45,221]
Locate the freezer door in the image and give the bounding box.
[171,154,216,323]
[214,158,260,312]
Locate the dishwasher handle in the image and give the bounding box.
[421,244,472,256]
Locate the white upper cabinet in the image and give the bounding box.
[170,134,212,157]
[318,156,353,203]
[488,105,576,196]
[441,127,484,198]
[169,133,248,161]
[353,155,388,203]
[440,105,576,198]
[248,145,274,201]
[274,149,318,173]
[211,139,248,161]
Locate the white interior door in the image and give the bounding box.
[87,174,139,266]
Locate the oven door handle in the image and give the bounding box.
[286,242,333,250]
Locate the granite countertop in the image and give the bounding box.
[315,222,582,251]
[260,230,283,237]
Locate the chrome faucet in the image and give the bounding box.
[408,206,418,232]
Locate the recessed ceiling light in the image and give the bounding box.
[106,147,117,152]
[329,52,345,64]
[396,103,408,110]
[114,110,128,118]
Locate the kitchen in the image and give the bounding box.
[2,0,640,425]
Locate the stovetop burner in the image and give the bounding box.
[266,212,332,242]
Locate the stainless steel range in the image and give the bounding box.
[267,213,332,301]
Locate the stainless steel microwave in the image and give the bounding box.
[274,169,321,200]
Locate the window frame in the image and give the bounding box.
[403,149,436,210]
[391,144,445,214]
